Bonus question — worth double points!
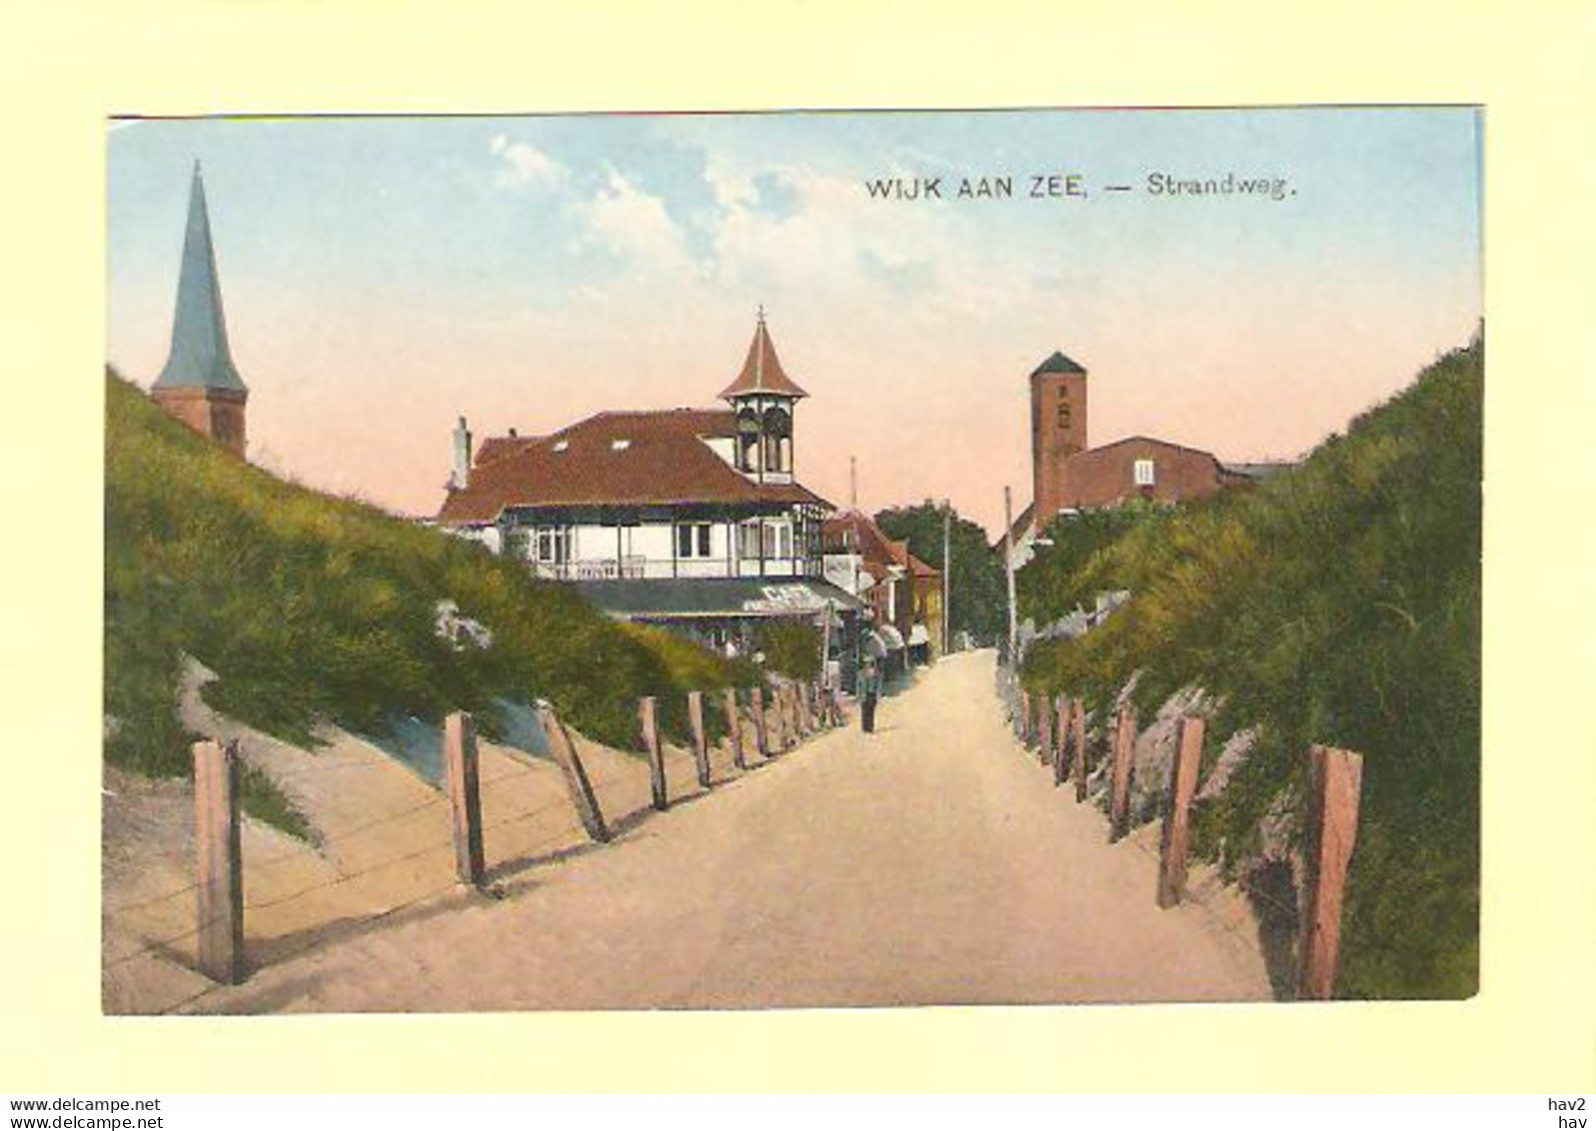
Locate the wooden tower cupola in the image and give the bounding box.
[719,307,808,484]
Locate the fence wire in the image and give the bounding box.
[108,689,817,1007]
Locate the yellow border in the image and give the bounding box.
[2,0,1594,1094]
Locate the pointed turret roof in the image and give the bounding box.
[719,309,808,400]
[153,163,247,394]
[1030,350,1086,377]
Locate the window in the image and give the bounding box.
[1134,458,1156,486]
[1057,399,1072,429]
[535,526,571,564]
[760,520,792,560]
[610,439,631,451]
[740,520,761,560]
[676,522,713,559]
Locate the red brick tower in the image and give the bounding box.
[1029,350,1088,530]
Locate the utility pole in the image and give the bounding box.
[1004,485,1018,664]
[942,500,952,657]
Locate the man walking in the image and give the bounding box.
[858,658,881,734]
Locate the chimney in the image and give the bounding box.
[451,415,472,489]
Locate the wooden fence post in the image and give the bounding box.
[193,739,245,984]
[638,696,668,811]
[724,687,746,770]
[443,712,486,888]
[536,700,610,843]
[1037,692,1053,767]
[1109,706,1137,842]
[1070,699,1089,802]
[1156,715,1205,908]
[749,687,770,759]
[687,690,712,786]
[1019,690,1033,746]
[1053,696,1070,787]
[782,684,799,749]
[1297,744,1365,1000]
[788,682,804,746]
[762,682,782,746]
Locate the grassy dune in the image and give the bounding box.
[104,371,754,827]
[1022,334,1482,999]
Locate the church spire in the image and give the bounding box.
[154,162,247,393]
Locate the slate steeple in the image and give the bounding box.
[154,163,247,394]
[151,163,249,456]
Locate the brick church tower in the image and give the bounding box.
[151,163,248,457]
[1029,350,1088,529]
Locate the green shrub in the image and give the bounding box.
[754,620,821,681]
[1017,499,1169,623]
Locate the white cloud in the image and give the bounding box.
[569,166,702,279]
[705,163,955,307]
[489,134,565,190]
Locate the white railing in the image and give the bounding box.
[530,557,815,582]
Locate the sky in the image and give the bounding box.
[107,108,1481,535]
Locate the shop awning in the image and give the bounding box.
[876,624,906,651]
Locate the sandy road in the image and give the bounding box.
[188,650,1269,1012]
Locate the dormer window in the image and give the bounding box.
[552,440,569,453]
[610,439,631,451]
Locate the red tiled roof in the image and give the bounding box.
[474,435,541,466]
[822,510,898,566]
[821,511,936,577]
[885,538,939,579]
[719,317,809,400]
[437,407,827,523]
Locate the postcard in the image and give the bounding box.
[97,107,1488,1018]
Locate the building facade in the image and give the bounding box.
[821,509,943,668]
[436,314,863,649]
[150,163,249,457]
[1001,349,1283,566]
